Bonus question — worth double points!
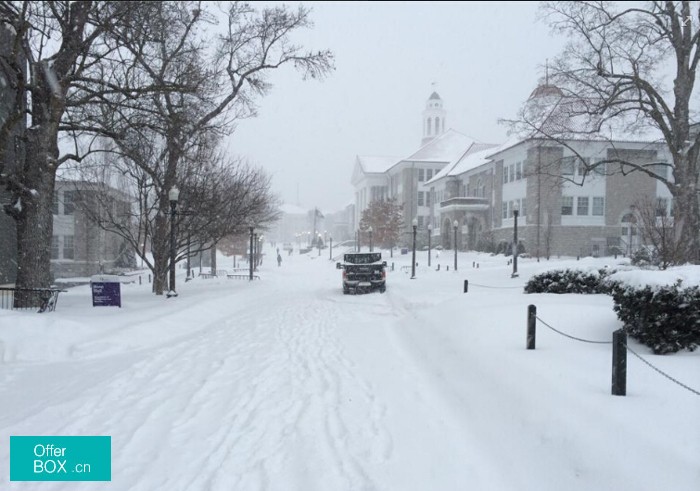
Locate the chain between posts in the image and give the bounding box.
[535,316,613,344]
[535,312,700,397]
[467,282,523,289]
[624,342,700,397]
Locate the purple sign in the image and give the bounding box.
[91,276,122,307]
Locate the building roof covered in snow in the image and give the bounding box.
[399,129,478,165]
[355,155,401,174]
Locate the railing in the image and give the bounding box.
[0,287,67,313]
[439,197,489,209]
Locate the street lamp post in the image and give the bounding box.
[167,185,179,297]
[259,235,264,266]
[186,231,191,281]
[249,226,254,280]
[428,222,432,267]
[411,218,418,279]
[318,234,322,256]
[512,202,519,278]
[369,226,373,252]
[329,236,333,260]
[453,219,458,272]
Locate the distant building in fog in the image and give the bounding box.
[51,180,134,279]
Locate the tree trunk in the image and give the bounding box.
[14,125,58,295]
[672,177,700,264]
[210,245,217,274]
[151,212,168,295]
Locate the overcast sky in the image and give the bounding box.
[225,1,567,213]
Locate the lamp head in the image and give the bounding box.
[168,185,180,203]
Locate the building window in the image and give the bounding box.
[592,197,605,216]
[51,236,59,259]
[561,157,575,176]
[418,191,424,206]
[417,216,424,228]
[515,162,522,180]
[509,164,515,182]
[435,117,440,133]
[52,193,59,215]
[651,163,668,180]
[427,169,433,180]
[656,198,668,217]
[63,191,75,215]
[63,235,75,260]
[577,197,589,215]
[502,201,508,219]
[426,190,432,207]
[503,166,509,184]
[561,196,574,215]
[418,169,425,182]
[508,201,513,218]
[593,159,607,175]
[521,198,527,218]
[427,118,432,135]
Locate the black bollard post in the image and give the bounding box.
[391,262,394,271]
[446,265,449,271]
[527,305,536,349]
[477,263,479,269]
[148,274,151,284]
[472,261,475,268]
[436,264,440,271]
[139,276,142,285]
[464,280,468,293]
[612,329,627,396]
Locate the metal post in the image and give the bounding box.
[249,227,254,280]
[411,222,417,279]
[369,227,373,252]
[612,329,627,396]
[527,304,536,349]
[512,208,519,278]
[167,200,178,297]
[428,228,431,267]
[329,237,333,260]
[186,231,191,280]
[464,280,468,293]
[454,226,458,271]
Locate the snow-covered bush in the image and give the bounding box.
[524,268,615,294]
[610,281,700,354]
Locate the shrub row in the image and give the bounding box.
[524,268,700,353]
[523,268,614,294]
[610,282,700,354]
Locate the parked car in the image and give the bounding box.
[336,252,387,294]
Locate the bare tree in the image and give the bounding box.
[71,1,331,293]
[0,1,134,291]
[520,1,700,263]
[70,140,280,292]
[634,196,683,268]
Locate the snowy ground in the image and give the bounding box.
[1,248,699,490]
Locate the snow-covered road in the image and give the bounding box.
[1,250,699,490]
